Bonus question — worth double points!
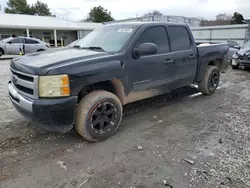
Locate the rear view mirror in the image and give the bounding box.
[7,41,12,44]
[233,45,240,50]
[133,42,158,58]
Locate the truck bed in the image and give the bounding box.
[195,43,229,82]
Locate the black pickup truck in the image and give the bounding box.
[8,22,229,142]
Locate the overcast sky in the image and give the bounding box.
[0,0,250,21]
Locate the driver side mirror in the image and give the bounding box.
[133,42,158,58]
[7,41,12,44]
[233,45,241,50]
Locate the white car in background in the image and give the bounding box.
[0,37,50,56]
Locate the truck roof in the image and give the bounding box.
[105,22,189,27]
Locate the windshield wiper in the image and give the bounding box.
[81,46,106,52]
[73,45,81,48]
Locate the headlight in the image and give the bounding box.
[39,74,70,97]
[232,52,238,58]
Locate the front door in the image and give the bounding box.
[167,26,198,89]
[6,38,24,55]
[126,25,175,102]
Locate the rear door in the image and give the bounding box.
[25,38,40,53]
[6,38,24,55]
[167,26,198,89]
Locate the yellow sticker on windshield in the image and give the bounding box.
[118,28,133,33]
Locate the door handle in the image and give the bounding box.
[188,54,197,59]
[164,59,175,64]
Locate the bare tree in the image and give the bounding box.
[216,13,232,21]
[200,13,232,26]
[144,10,163,17]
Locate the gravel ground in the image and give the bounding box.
[0,59,250,188]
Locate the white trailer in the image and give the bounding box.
[191,24,250,46]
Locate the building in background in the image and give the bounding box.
[104,15,201,27]
[191,24,250,46]
[0,13,102,46]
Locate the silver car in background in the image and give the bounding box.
[227,41,241,62]
[0,37,50,56]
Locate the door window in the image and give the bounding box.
[136,26,170,54]
[168,26,191,51]
[10,38,24,44]
[227,41,238,48]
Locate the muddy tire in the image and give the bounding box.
[37,49,45,52]
[231,64,239,69]
[198,66,220,95]
[75,90,122,142]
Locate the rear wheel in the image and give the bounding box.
[198,66,220,95]
[0,48,4,57]
[75,90,123,142]
[37,49,45,52]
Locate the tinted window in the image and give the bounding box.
[137,26,169,54]
[227,41,238,48]
[25,38,39,44]
[168,26,191,51]
[10,38,24,44]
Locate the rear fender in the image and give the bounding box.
[195,52,226,83]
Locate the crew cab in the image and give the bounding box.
[8,22,229,142]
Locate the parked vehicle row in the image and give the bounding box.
[0,37,50,56]
[8,22,229,142]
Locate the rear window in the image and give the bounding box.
[25,38,39,44]
[168,26,191,51]
[227,41,238,48]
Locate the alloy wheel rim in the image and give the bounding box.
[90,102,117,135]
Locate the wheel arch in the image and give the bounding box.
[195,58,223,83]
[77,78,125,104]
[0,47,5,55]
[208,58,223,71]
[37,49,45,52]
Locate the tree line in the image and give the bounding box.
[2,0,247,25]
[3,0,114,22]
[200,12,245,26]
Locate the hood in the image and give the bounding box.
[237,47,250,56]
[10,48,111,75]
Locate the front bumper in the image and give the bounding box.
[8,82,77,133]
[239,60,250,68]
[231,59,250,68]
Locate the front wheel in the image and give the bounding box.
[231,64,239,69]
[0,48,4,57]
[198,66,220,95]
[75,90,123,142]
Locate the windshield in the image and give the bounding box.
[68,39,81,47]
[243,40,250,49]
[77,25,137,52]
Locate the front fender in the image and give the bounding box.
[69,60,129,96]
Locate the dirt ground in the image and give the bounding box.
[0,59,250,188]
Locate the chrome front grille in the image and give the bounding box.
[10,68,39,99]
